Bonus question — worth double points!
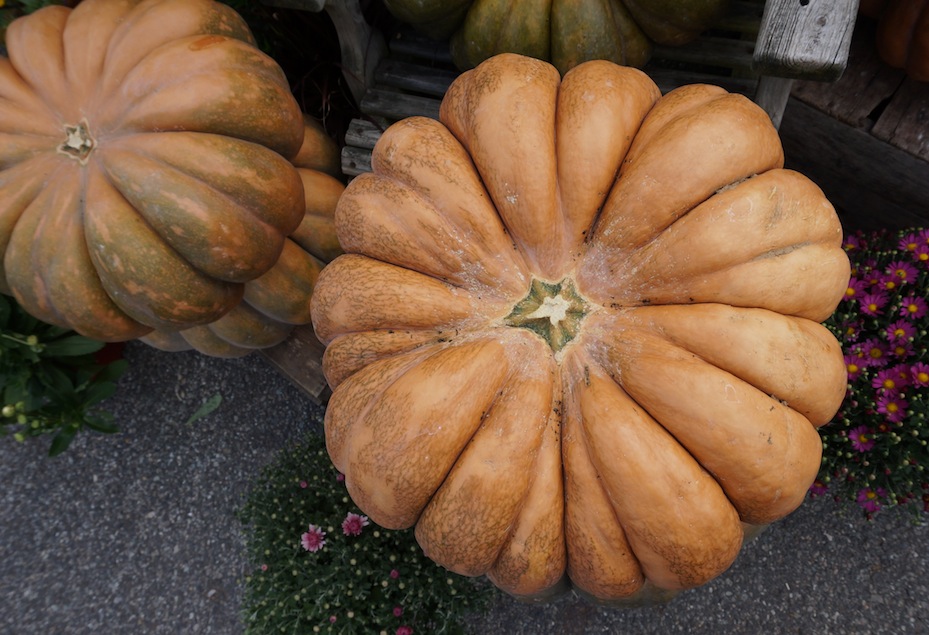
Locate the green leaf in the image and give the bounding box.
[48,425,78,457]
[186,393,222,425]
[93,359,129,383]
[84,414,119,434]
[41,335,105,357]
[81,381,117,407]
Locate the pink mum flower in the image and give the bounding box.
[859,292,889,316]
[390,568,400,579]
[898,232,920,253]
[871,367,909,393]
[843,278,867,302]
[301,524,327,552]
[856,487,887,513]
[885,319,916,342]
[397,627,413,635]
[913,244,929,265]
[809,480,829,496]
[854,338,888,367]
[876,394,909,423]
[341,512,370,536]
[843,233,863,251]
[885,260,918,284]
[899,295,928,319]
[848,425,876,452]
[911,362,929,387]
[844,354,864,381]
[393,606,404,617]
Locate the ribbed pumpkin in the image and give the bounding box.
[383,0,731,73]
[0,0,306,342]
[859,0,929,81]
[310,53,850,603]
[141,116,344,358]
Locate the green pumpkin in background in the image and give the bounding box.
[383,0,732,74]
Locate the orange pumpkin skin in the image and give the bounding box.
[860,0,929,81]
[0,0,306,342]
[310,54,850,602]
[141,117,344,358]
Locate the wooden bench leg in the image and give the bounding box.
[754,75,795,129]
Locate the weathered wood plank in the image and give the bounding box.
[342,144,373,177]
[870,78,929,161]
[780,98,929,232]
[375,59,459,97]
[791,18,906,129]
[652,36,756,72]
[259,325,331,405]
[753,0,858,80]
[345,118,383,150]
[359,88,442,121]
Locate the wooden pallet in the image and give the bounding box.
[342,0,859,177]
[781,17,929,232]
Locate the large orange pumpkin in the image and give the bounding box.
[0,0,305,342]
[310,53,850,602]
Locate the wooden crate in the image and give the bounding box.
[342,0,858,176]
[781,18,929,232]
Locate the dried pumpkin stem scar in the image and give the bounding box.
[57,119,96,164]
[504,278,589,354]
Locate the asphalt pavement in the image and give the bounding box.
[1,341,927,635]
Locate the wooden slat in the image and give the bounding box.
[869,79,929,161]
[342,144,373,176]
[753,0,858,80]
[359,88,442,121]
[375,59,459,97]
[780,98,929,232]
[790,19,905,129]
[652,37,757,73]
[259,325,331,404]
[345,118,383,150]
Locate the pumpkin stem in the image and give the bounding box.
[504,278,589,353]
[57,119,96,165]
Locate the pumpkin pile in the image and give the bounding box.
[310,53,850,602]
[0,0,341,357]
[382,0,732,73]
[859,0,929,81]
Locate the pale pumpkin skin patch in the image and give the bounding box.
[310,53,850,603]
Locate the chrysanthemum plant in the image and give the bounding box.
[814,228,929,519]
[238,433,494,635]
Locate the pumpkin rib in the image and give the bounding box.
[569,354,744,592]
[336,172,523,302]
[82,165,246,330]
[4,163,154,340]
[337,337,513,530]
[620,304,847,427]
[368,116,530,296]
[322,329,452,390]
[561,354,646,600]
[97,140,298,283]
[592,324,824,525]
[95,34,302,158]
[415,329,557,577]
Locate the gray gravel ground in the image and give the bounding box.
[1,341,928,635]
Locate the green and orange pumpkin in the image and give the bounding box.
[383,0,732,73]
[310,53,850,602]
[0,0,313,346]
